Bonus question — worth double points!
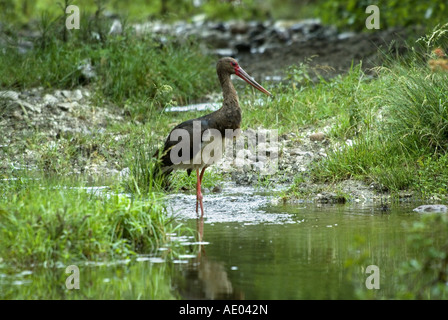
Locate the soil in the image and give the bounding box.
[238,27,414,80]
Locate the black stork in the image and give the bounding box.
[155,57,271,216]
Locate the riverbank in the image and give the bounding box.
[2,16,448,273]
[1,20,446,204]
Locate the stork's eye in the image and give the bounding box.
[231,62,237,67]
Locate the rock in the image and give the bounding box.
[109,19,123,36]
[229,21,248,35]
[11,100,41,114]
[413,205,448,213]
[43,94,59,106]
[0,90,19,101]
[57,102,79,112]
[309,132,325,142]
[201,30,230,48]
[235,42,251,53]
[119,167,130,179]
[12,109,23,120]
[62,89,83,101]
[289,149,313,158]
[315,192,346,204]
[17,39,33,54]
[210,22,228,33]
[78,59,96,82]
[212,185,222,193]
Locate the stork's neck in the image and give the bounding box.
[218,71,239,110]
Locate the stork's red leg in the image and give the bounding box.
[199,167,206,184]
[195,169,199,213]
[195,169,204,217]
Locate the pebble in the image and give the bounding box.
[309,132,325,142]
[57,101,79,112]
[413,205,448,213]
[130,18,329,58]
[43,94,59,106]
[0,90,19,101]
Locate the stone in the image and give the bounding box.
[0,90,19,101]
[310,132,325,142]
[57,101,79,112]
[78,59,96,82]
[43,94,58,106]
[413,205,448,213]
[109,19,123,36]
[229,21,248,35]
[235,42,251,53]
[62,89,83,101]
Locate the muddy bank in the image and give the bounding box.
[0,87,126,176]
[1,85,388,203]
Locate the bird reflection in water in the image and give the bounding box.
[177,217,244,300]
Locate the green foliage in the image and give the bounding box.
[304,24,448,197]
[122,127,166,195]
[0,4,217,112]
[0,0,269,25]
[414,154,448,199]
[317,0,447,31]
[285,56,318,88]
[201,0,269,21]
[397,213,448,299]
[383,68,448,154]
[0,175,181,267]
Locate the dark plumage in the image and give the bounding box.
[154,57,271,216]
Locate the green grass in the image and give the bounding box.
[2,0,448,278]
[240,62,381,136]
[0,175,185,268]
[2,0,446,32]
[248,24,448,200]
[288,24,448,198]
[0,7,218,121]
[0,36,217,116]
[314,0,447,31]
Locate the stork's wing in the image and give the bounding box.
[158,118,211,168]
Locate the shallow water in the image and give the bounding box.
[0,184,439,299]
[166,185,422,299]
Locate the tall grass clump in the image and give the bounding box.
[310,24,448,197]
[0,176,181,268]
[122,129,166,195]
[382,27,448,155]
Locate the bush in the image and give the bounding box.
[317,0,448,31]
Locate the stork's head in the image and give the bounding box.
[217,57,271,96]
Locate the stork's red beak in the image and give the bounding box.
[236,67,271,96]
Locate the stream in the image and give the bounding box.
[0,183,434,299]
[166,184,422,299]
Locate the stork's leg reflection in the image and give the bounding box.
[177,216,244,299]
[196,216,206,259]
